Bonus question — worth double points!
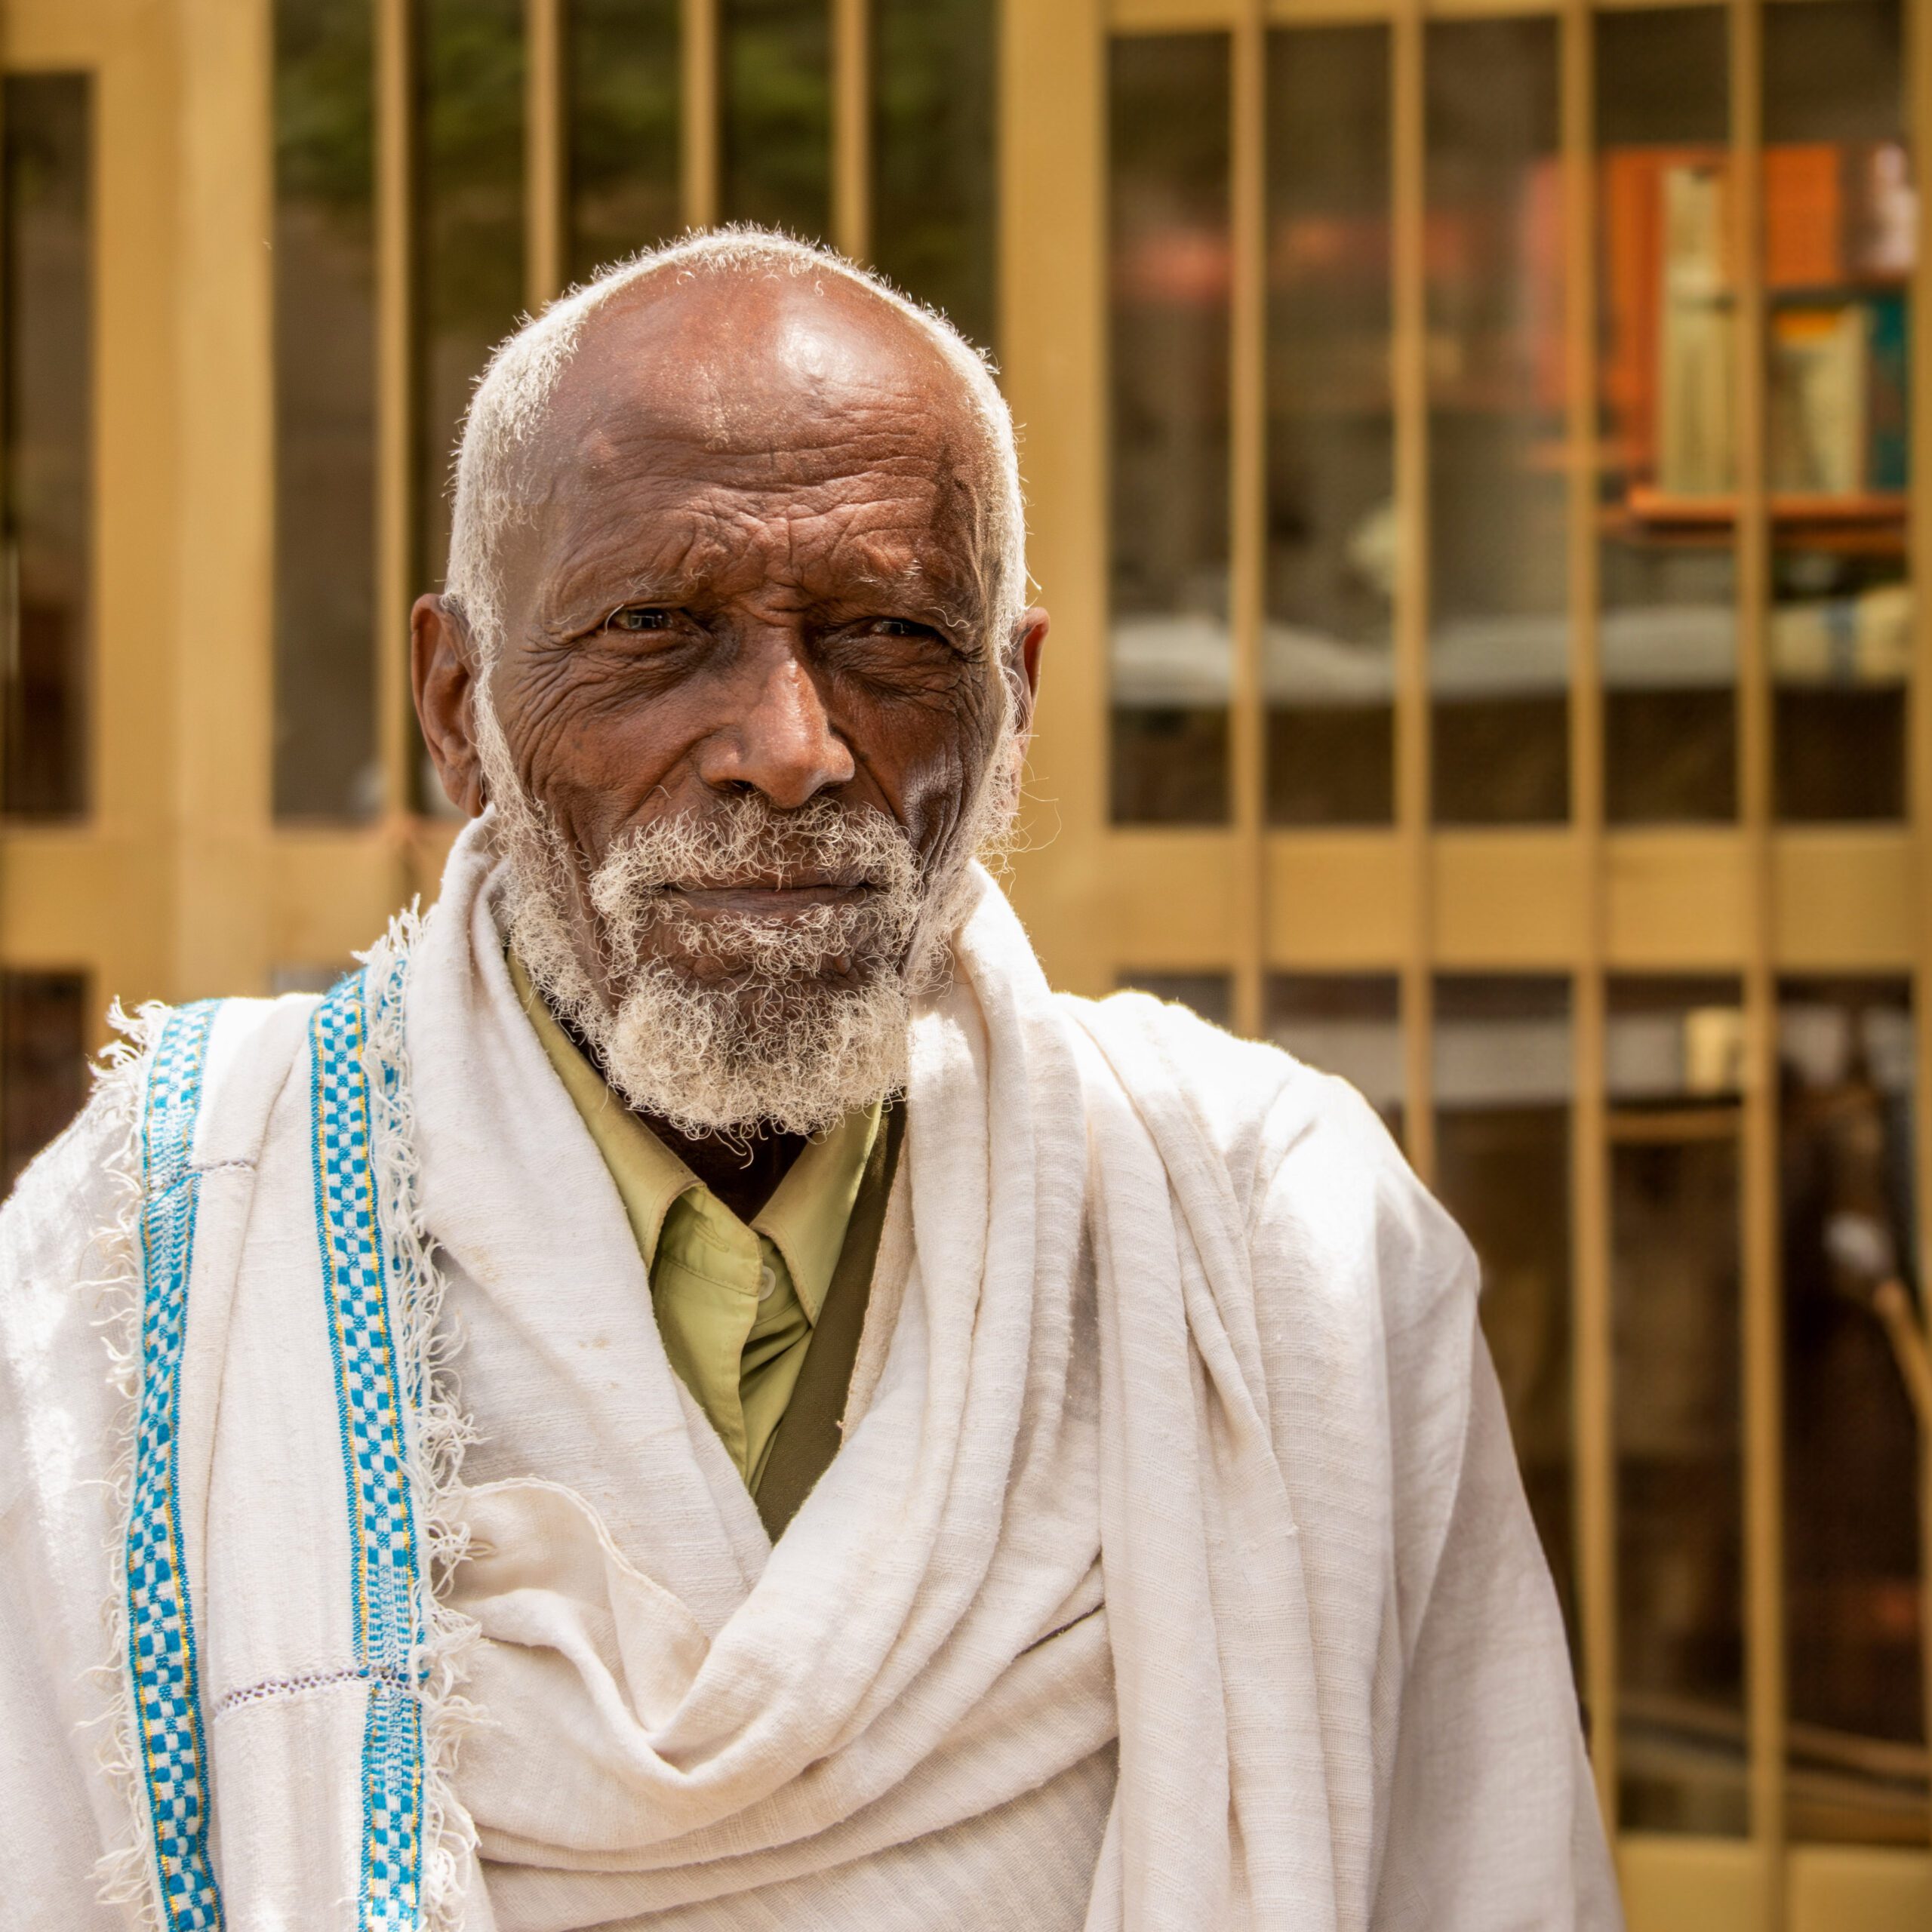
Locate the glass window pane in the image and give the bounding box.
[1118,971,1232,1030]
[1596,8,1737,824]
[1265,26,1394,827]
[1434,975,1577,1654]
[871,0,995,353]
[1109,32,1232,826]
[418,0,525,806]
[566,0,680,285]
[1268,974,1401,1139]
[274,0,378,823]
[1764,0,1912,823]
[1780,977,1927,1845]
[3,75,91,820]
[1426,20,1568,825]
[2,970,87,1195]
[720,0,831,238]
[1609,976,1746,1835]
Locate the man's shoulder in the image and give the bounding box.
[0,992,325,1503]
[1062,985,1474,1334]
[0,1079,137,1531]
[2,990,321,1249]
[1061,983,1399,1175]
[2,1075,134,1273]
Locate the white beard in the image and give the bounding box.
[472,691,1017,1141]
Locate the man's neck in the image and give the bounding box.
[651,1121,805,1222]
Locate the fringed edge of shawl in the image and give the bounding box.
[85,999,174,1932]
[359,906,485,1932]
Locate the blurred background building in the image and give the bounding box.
[0,0,1927,1924]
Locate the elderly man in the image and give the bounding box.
[2,231,1617,1931]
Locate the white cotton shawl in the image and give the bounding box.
[0,818,1620,1931]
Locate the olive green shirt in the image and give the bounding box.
[509,954,881,1494]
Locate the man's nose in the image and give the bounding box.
[697,639,856,808]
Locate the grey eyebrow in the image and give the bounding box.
[540,569,706,635]
[605,574,702,610]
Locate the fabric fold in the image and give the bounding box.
[0,811,1615,1930]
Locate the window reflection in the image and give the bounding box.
[2,75,91,820]
[0,971,87,1196]
[1264,26,1393,826]
[1426,20,1568,825]
[1435,975,1577,1651]
[721,0,831,239]
[275,0,378,823]
[1596,8,1737,824]
[1609,977,1746,1835]
[566,0,680,285]
[1268,974,1401,1140]
[417,0,525,808]
[1109,32,1232,826]
[872,0,996,354]
[417,0,525,590]
[1764,0,1912,823]
[1780,977,1927,1844]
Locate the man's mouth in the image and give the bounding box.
[663,878,872,917]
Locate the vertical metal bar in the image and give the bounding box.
[0,64,11,857]
[683,0,720,230]
[0,66,11,837]
[0,66,10,1113]
[831,0,869,261]
[1906,0,1932,1848]
[1229,0,1266,1041]
[1392,0,1433,1182]
[374,0,416,847]
[1731,0,1784,1921]
[999,0,1112,994]
[525,0,565,308]
[174,0,279,989]
[1561,0,1616,1841]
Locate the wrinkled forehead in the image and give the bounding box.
[532,272,989,517]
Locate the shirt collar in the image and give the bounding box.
[752,1101,881,1322]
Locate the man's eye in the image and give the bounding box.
[871,618,932,640]
[607,607,674,634]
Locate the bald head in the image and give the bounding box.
[546,262,980,462]
[443,231,1025,676]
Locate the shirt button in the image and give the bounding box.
[757,1262,779,1303]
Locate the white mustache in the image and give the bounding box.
[587,798,922,989]
[589,796,918,907]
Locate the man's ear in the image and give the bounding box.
[1008,605,1050,750]
[412,594,488,818]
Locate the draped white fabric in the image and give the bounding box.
[0,819,1620,1930]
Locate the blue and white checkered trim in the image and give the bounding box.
[127,1001,226,1931]
[311,970,426,1929]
